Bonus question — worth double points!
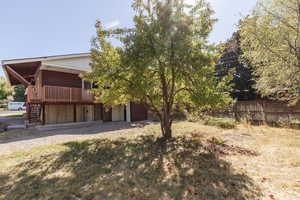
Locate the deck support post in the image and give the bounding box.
[74,104,77,122]
[126,103,131,123]
[27,103,31,123]
[42,104,45,125]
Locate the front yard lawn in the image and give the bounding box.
[0,121,299,200]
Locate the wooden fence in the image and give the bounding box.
[234,100,300,124]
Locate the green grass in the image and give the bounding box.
[203,117,237,129]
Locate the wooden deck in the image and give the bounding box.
[27,85,94,104]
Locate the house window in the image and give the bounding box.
[83,81,92,89]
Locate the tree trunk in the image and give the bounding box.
[163,122,172,139]
[160,111,173,140]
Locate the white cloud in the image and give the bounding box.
[105,20,120,29]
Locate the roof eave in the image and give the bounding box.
[2,53,91,65]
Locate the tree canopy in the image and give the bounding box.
[216,31,256,101]
[240,0,300,104]
[13,85,26,102]
[86,0,232,139]
[0,77,13,101]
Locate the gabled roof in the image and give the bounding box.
[1,53,90,65]
[2,53,91,86]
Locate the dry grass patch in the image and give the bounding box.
[0,121,299,200]
[0,111,25,118]
[0,129,41,142]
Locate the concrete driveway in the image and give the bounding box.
[0,110,25,126]
[0,122,137,155]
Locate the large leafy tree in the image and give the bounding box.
[240,0,300,103]
[87,0,232,139]
[0,77,13,101]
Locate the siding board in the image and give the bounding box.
[42,70,82,88]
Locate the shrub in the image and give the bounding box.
[204,117,237,129]
[276,119,300,129]
[186,111,206,122]
[207,137,227,146]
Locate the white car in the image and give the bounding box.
[8,102,26,111]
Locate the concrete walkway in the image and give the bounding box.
[0,122,136,156]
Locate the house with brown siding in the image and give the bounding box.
[1,53,148,125]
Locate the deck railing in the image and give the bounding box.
[27,85,94,103]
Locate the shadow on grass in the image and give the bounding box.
[0,174,10,197]
[1,135,262,200]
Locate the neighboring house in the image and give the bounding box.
[1,53,148,125]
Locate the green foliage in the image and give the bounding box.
[207,137,227,146]
[186,110,206,122]
[240,0,300,104]
[216,31,256,100]
[0,77,13,101]
[204,117,237,129]
[13,85,25,102]
[87,0,232,138]
[269,118,300,129]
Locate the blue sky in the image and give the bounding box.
[0,0,257,77]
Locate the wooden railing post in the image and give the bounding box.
[27,86,31,103]
[70,88,72,103]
